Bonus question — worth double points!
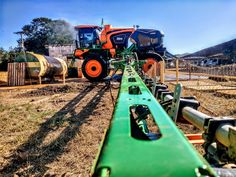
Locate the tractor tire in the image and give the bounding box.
[139,51,163,62]
[142,58,155,73]
[82,55,108,82]
[141,52,164,73]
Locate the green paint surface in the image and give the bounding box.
[92,66,217,177]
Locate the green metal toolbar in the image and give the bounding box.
[91,65,217,177]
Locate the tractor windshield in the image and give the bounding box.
[77,28,100,48]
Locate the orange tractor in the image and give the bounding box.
[74,24,166,81]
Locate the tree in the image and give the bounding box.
[0,47,16,71]
[0,48,5,60]
[48,20,74,45]
[21,17,53,55]
[20,17,74,55]
[0,48,9,69]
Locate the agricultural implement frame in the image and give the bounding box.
[91,62,236,177]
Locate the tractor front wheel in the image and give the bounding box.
[82,57,108,82]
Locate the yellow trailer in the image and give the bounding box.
[15,52,68,84]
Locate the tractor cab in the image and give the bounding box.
[75,25,102,48]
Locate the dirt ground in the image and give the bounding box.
[167,80,236,118]
[0,78,235,176]
[0,81,118,176]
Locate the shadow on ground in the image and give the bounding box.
[1,83,109,176]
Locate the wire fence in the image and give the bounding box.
[165,61,236,98]
[180,63,236,80]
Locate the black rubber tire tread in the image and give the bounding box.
[138,51,164,62]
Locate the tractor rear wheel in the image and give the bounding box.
[141,52,164,72]
[82,56,108,82]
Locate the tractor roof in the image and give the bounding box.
[74,25,101,29]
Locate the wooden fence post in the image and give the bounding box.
[7,63,25,86]
[176,59,179,83]
[160,60,165,83]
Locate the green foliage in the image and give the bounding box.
[0,47,5,60]
[0,47,19,71]
[22,17,53,55]
[0,17,74,70]
[21,17,74,55]
[0,47,8,70]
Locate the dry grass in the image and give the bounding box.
[0,78,235,176]
[168,80,236,117]
[215,90,236,98]
[0,82,118,176]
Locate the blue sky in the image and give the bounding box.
[0,0,236,54]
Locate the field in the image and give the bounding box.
[0,80,118,176]
[0,78,236,176]
[167,79,236,117]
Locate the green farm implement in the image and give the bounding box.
[74,23,236,177]
[91,64,236,177]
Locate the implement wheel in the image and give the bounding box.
[142,58,155,73]
[139,52,163,73]
[82,56,108,82]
